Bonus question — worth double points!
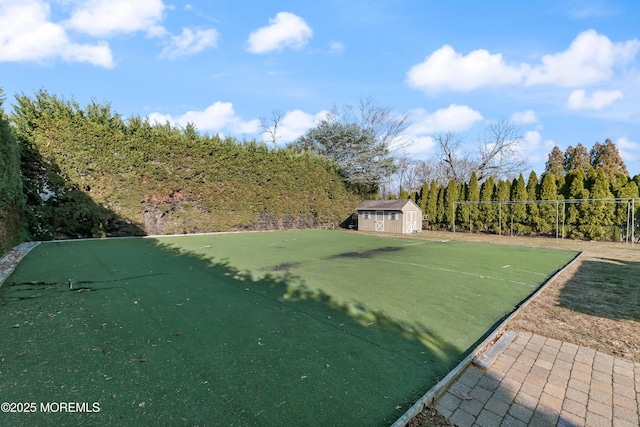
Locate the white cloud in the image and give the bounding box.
[147,112,171,125]
[568,2,618,19]
[329,41,345,54]
[149,105,331,143]
[66,0,166,37]
[405,104,483,157]
[0,0,114,67]
[61,40,114,67]
[146,25,170,39]
[406,45,526,92]
[567,89,624,110]
[510,110,539,125]
[409,104,483,134]
[405,135,436,157]
[247,12,312,54]
[526,30,640,87]
[149,102,259,134]
[615,137,640,165]
[265,109,329,143]
[519,130,556,163]
[407,30,640,93]
[159,28,218,59]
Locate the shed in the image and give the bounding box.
[355,199,422,234]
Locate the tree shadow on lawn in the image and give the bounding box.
[558,257,640,322]
[0,237,462,427]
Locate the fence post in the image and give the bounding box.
[555,201,559,244]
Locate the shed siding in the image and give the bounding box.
[357,213,376,232]
[384,211,403,234]
[356,200,422,234]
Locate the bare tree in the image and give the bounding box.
[436,131,473,183]
[475,119,528,181]
[259,110,282,146]
[395,158,436,194]
[434,119,528,183]
[334,97,412,154]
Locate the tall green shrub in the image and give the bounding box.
[0,89,26,253]
[12,91,360,237]
[510,174,527,235]
[538,172,558,235]
[479,176,495,231]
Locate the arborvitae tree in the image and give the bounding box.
[538,172,558,235]
[411,191,419,203]
[545,146,565,179]
[492,179,512,234]
[399,189,410,199]
[565,170,589,239]
[564,143,592,174]
[456,182,470,230]
[590,139,628,184]
[510,174,528,235]
[435,184,446,227]
[581,168,615,240]
[467,171,481,231]
[423,180,436,229]
[526,171,541,234]
[443,179,459,230]
[418,181,429,217]
[479,176,495,231]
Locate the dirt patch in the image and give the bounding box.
[507,251,640,362]
[406,406,456,426]
[326,246,404,259]
[270,262,301,271]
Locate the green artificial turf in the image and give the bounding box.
[0,230,578,426]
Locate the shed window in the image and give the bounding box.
[389,212,398,220]
[362,211,371,219]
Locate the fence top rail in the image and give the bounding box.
[455,198,638,206]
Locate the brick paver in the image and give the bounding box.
[433,332,640,426]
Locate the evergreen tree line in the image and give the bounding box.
[407,142,640,241]
[1,90,361,246]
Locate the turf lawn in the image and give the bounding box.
[0,230,578,426]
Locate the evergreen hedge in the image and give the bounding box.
[10,90,360,240]
[0,90,26,253]
[414,170,640,241]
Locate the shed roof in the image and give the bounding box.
[356,199,421,211]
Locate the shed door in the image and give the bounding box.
[406,211,417,233]
[375,211,384,231]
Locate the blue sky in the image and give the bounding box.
[2,0,640,176]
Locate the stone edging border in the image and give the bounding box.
[0,242,41,287]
